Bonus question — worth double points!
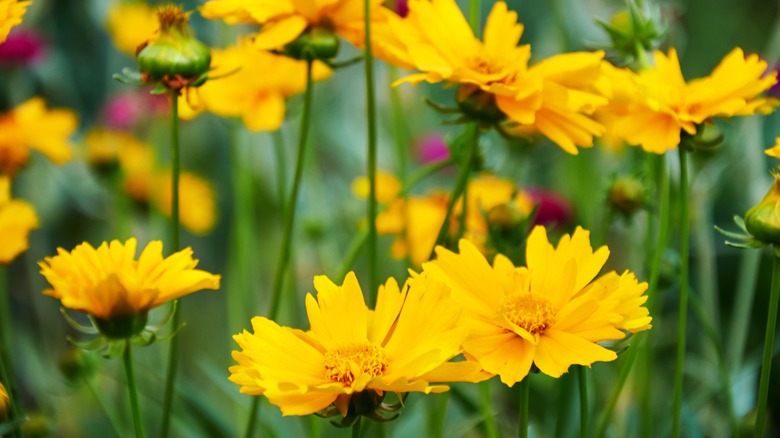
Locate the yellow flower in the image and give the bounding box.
[0,175,38,264]
[200,0,391,55]
[392,0,607,153]
[603,48,777,154]
[83,127,142,166]
[105,2,159,56]
[0,98,77,176]
[422,226,651,385]
[39,237,220,320]
[351,169,401,204]
[765,137,780,159]
[379,193,448,266]
[179,39,331,131]
[153,170,218,235]
[0,0,30,43]
[230,272,486,418]
[0,381,8,420]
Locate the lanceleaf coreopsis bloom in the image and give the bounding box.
[0,97,77,176]
[39,238,220,337]
[600,48,777,153]
[0,175,38,264]
[422,226,651,386]
[390,0,608,154]
[0,0,30,43]
[179,38,331,131]
[105,1,158,56]
[230,272,486,422]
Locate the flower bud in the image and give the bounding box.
[58,348,98,384]
[608,177,645,217]
[745,172,780,245]
[283,25,340,61]
[456,84,506,124]
[91,312,149,339]
[136,4,210,89]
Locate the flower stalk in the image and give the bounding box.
[519,378,530,438]
[123,342,146,438]
[577,366,588,438]
[671,148,690,437]
[755,248,780,437]
[364,0,379,303]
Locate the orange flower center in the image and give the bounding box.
[324,343,388,386]
[466,56,516,84]
[500,293,555,335]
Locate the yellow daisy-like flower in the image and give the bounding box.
[230,272,486,418]
[0,98,77,177]
[179,39,331,131]
[39,237,221,321]
[0,0,30,43]
[200,0,391,55]
[0,175,38,264]
[153,170,218,235]
[350,169,402,204]
[0,381,8,420]
[105,1,159,56]
[765,137,780,159]
[604,48,777,154]
[422,225,651,386]
[391,0,608,153]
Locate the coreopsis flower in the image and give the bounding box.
[39,238,220,338]
[0,0,29,43]
[105,1,158,56]
[229,272,486,423]
[0,175,38,263]
[153,170,217,235]
[390,0,608,153]
[200,0,395,62]
[422,226,651,385]
[83,127,136,168]
[179,38,331,131]
[602,48,777,153]
[0,97,77,176]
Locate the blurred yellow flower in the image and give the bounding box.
[230,272,486,417]
[105,1,158,56]
[392,0,607,153]
[0,381,8,420]
[0,0,29,43]
[83,127,139,166]
[350,169,401,204]
[422,226,651,386]
[179,39,331,131]
[379,193,448,266]
[603,48,777,154]
[200,0,392,55]
[0,98,77,176]
[39,238,220,320]
[765,137,780,159]
[0,175,38,264]
[153,170,218,235]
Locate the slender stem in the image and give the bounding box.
[671,148,690,438]
[469,0,480,34]
[273,130,288,206]
[364,0,379,303]
[595,335,642,437]
[251,59,314,438]
[577,366,588,438]
[480,381,498,438]
[755,249,780,437]
[352,416,363,438]
[519,378,530,438]
[428,124,480,260]
[0,265,20,431]
[160,89,182,438]
[123,342,146,438]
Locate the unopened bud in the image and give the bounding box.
[745,172,780,245]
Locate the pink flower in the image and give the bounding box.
[415,133,450,164]
[0,28,45,67]
[395,0,409,17]
[527,189,572,226]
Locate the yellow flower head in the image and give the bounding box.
[105,1,159,56]
[351,169,401,204]
[39,238,221,320]
[0,175,38,264]
[392,0,608,153]
[0,381,8,420]
[153,170,218,235]
[0,98,77,176]
[765,137,780,160]
[0,0,30,43]
[200,0,391,56]
[229,272,486,418]
[422,225,651,386]
[179,39,331,131]
[603,48,777,154]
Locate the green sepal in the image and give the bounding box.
[60,308,99,334]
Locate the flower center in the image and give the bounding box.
[466,56,516,84]
[324,343,388,386]
[499,293,555,335]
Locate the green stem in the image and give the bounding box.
[335,158,457,280]
[160,89,182,438]
[519,378,530,438]
[428,124,480,260]
[755,249,780,437]
[352,416,363,438]
[469,0,480,34]
[671,148,690,438]
[0,265,20,432]
[577,366,588,438]
[594,336,643,437]
[364,0,379,303]
[273,130,288,206]
[244,398,261,438]
[480,381,498,438]
[124,342,146,438]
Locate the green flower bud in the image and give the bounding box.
[608,177,645,217]
[58,348,98,384]
[137,4,211,89]
[283,25,340,61]
[745,172,780,245]
[91,312,149,339]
